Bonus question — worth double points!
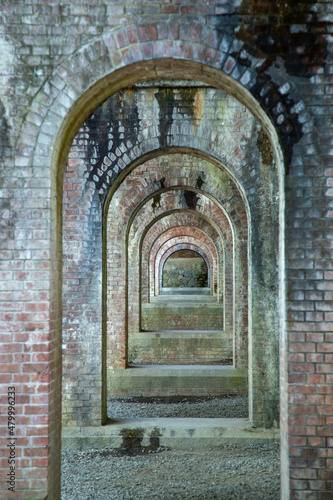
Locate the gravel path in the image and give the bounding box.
[61,444,280,499]
[62,397,280,499]
[107,395,249,419]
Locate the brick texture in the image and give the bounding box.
[0,1,332,498]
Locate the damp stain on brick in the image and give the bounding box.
[155,177,166,190]
[257,128,273,166]
[151,193,162,213]
[84,89,140,195]
[0,100,11,162]
[155,87,204,147]
[195,174,205,190]
[236,0,328,77]
[250,77,303,172]
[178,88,198,120]
[214,12,241,38]
[154,88,175,148]
[184,190,199,210]
[212,2,328,172]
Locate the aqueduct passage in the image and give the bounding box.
[62,83,280,429]
[1,2,333,498]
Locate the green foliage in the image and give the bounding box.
[194,263,208,288]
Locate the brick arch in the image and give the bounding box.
[103,155,244,351]
[157,241,213,293]
[106,156,247,359]
[105,156,246,365]
[150,230,218,297]
[60,81,283,438]
[17,22,308,183]
[15,30,292,499]
[109,176,242,316]
[141,214,225,304]
[126,196,239,342]
[139,213,231,337]
[109,144,277,430]
[102,122,280,432]
[7,10,327,498]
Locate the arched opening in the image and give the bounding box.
[9,0,330,489]
[161,249,209,291]
[50,57,280,496]
[158,243,214,296]
[61,73,283,435]
[104,145,250,395]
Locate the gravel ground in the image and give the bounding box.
[107,395,249,419]
[62,397,280,499]
[61,444,280,499]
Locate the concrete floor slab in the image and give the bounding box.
[62,418,279,450]
[109,365,248,397]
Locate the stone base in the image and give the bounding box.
[159,287,211,295]
[108,365,247,398]
[62,418,279,450]
[128,330,232,364]
[142,295,223,331]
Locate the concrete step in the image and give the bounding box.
[150,295,219,304]
[142,301,223,330]
[132,329,227,336]
[159,287,211,296]
[109,365,247,397]
[62,418,279,450]
[128,330,232,365]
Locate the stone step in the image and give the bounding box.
[128,330,232,365]
[159,287,211,296]
[146,303,221,308]
[142,302,223,330]
[109,365,247,398]
[132,329,227,336]
[150,295,219,304]
[62,418,279,450]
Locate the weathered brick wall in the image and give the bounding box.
[62,140,102,428]
[128,330,232,365]
[1,0,332,498]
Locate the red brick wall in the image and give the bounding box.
[1,2,331,497]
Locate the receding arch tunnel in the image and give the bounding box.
[62,79,281,430]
